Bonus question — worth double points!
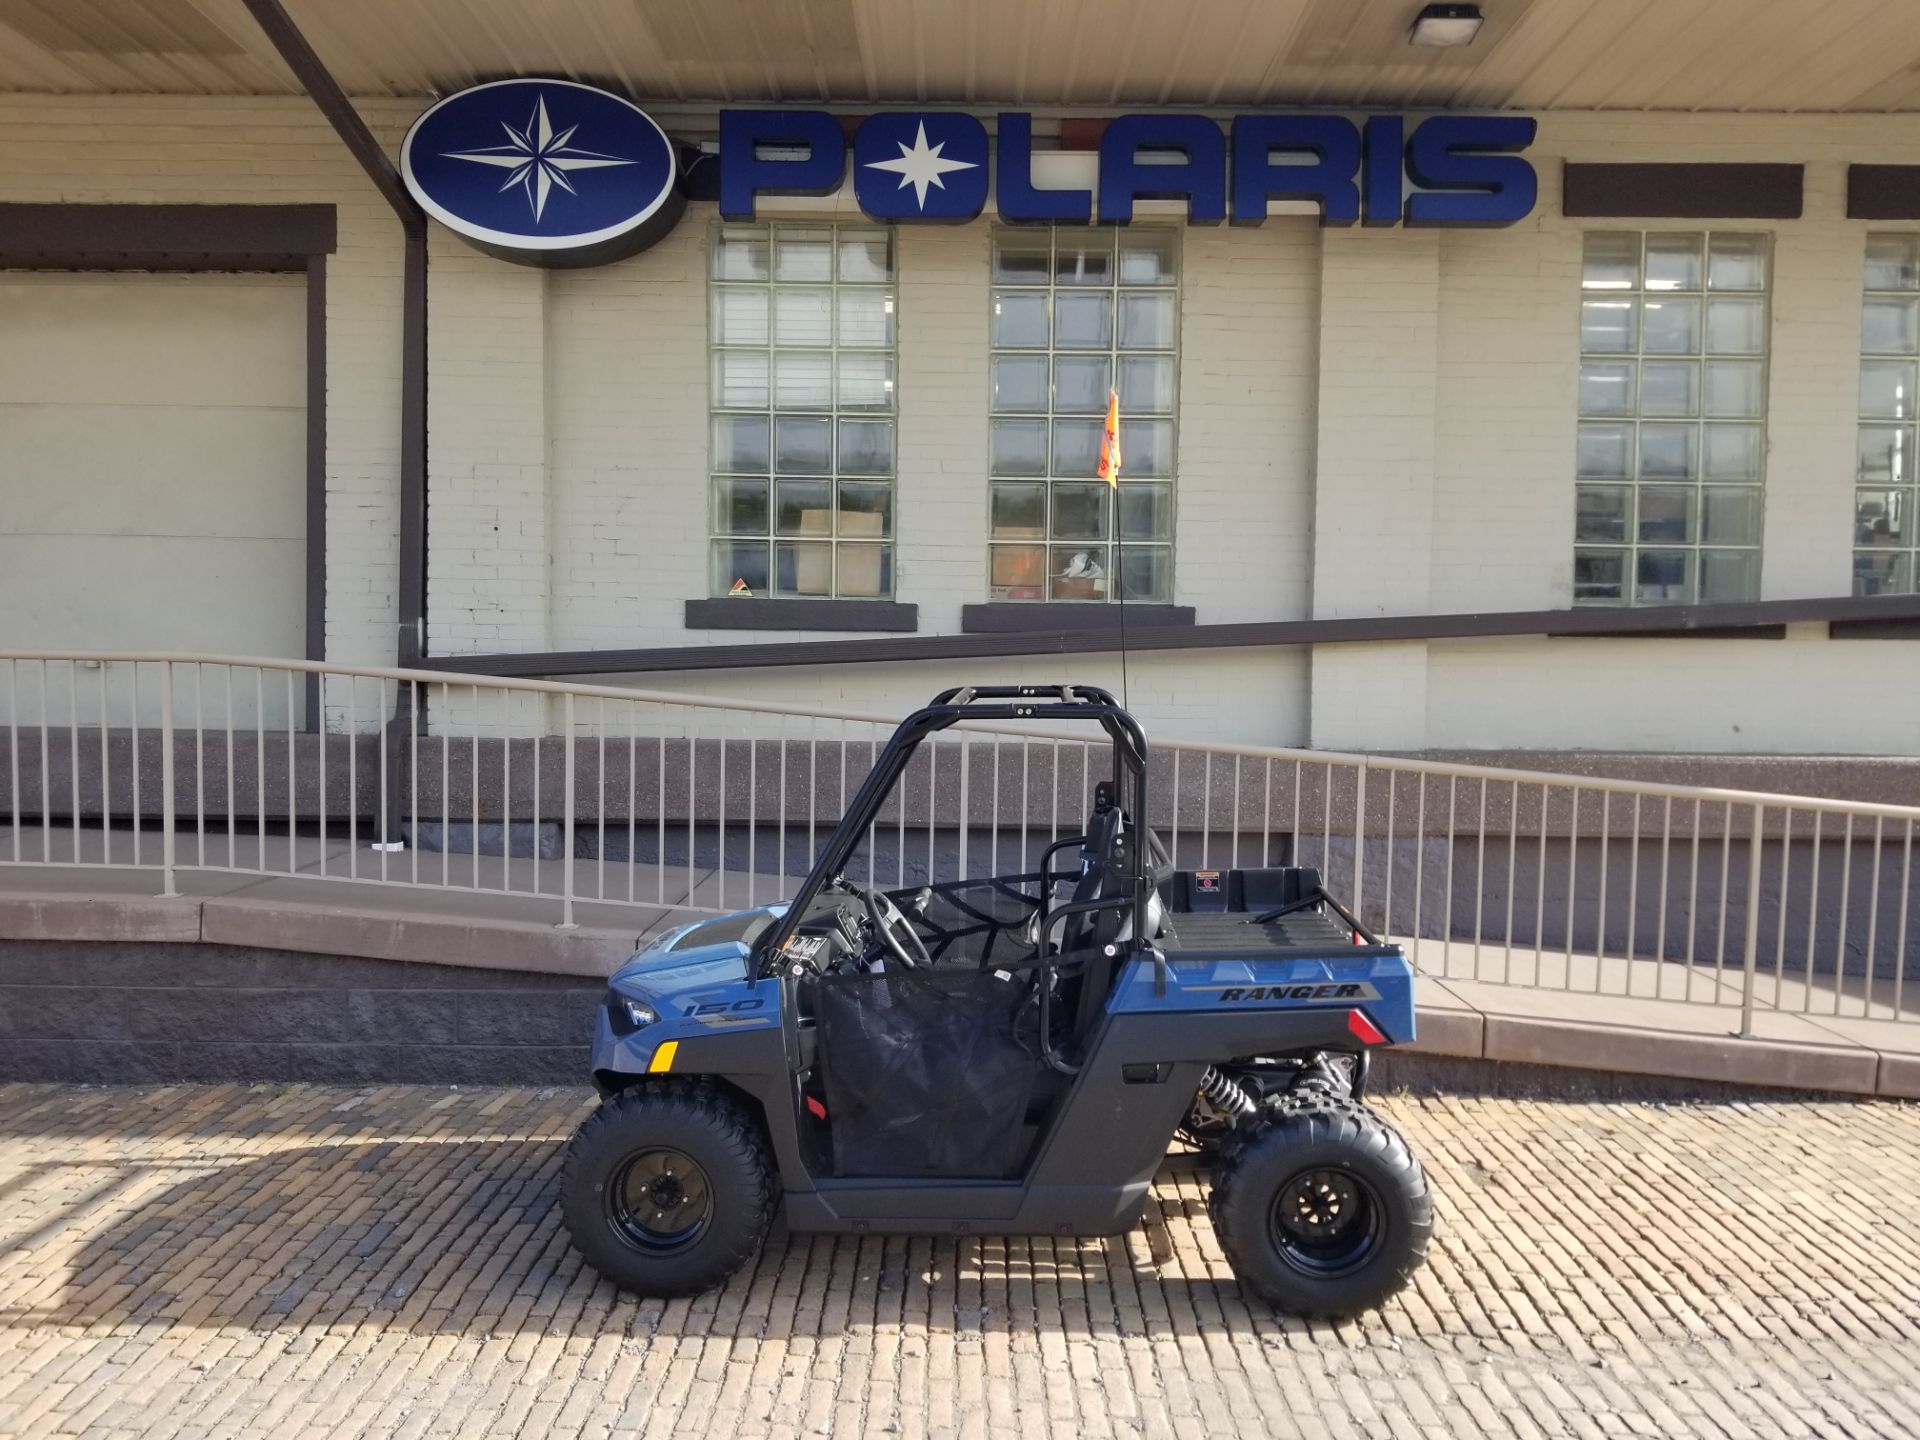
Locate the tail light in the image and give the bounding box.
[1347,1009,1388,1046]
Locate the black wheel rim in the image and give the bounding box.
[606,1147,713,1255]
[1269,1167,1382,1279]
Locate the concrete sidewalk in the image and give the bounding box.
[2,839,1918,1098]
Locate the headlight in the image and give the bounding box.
[608,993,660,1034]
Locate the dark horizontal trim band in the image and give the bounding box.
[960,603,1195,633]
[1830,615,1920,640]
[414,593,1920,680]
[1847,165,1920,220]
[1561,163,1803,219]
[0,203,338,269]
[684,597,918,632]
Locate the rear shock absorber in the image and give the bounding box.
[1197,1065,1256,1119]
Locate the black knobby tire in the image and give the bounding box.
[561,1080,777,1298]
[1209,1094,1432,1318]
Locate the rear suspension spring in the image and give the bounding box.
[1197,1065,1256,1118]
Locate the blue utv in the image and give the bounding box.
[560,685,1432,1317]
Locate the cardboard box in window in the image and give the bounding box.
[1052,577,1103,601]
[796,509,886,597]
[992,542,1045,597]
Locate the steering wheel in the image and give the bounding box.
[850,880,933,969]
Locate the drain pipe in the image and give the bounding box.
[241,0,429,848]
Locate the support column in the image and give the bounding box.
[1308,228,1441,751]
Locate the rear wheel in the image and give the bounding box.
[1209,1095,1431,1318]
[562,1080,776,1297]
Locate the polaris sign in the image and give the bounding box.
[721,110,1537,228]
[401,78,683,268]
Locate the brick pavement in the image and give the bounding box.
[0,1083,1916,1439]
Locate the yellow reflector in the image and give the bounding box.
[647,1039,679,1073]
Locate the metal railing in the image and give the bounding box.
[2,651,1916,1033]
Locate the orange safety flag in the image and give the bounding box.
[1096,389,1121,487]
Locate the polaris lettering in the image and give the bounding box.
[718,110,1535,228]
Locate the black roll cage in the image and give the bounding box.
[755,684,1153,979]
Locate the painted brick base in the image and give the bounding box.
[0,941,602,1085]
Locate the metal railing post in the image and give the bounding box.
[1739,801,1764,1038]
[560,692,577,930]
[159,661,178,897]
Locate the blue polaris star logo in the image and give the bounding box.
[401,79,683,268]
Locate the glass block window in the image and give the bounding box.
[1854,234,1920,596]
[1574,232,1770,606]
[988,229,1178,603]
[708,223,897,599]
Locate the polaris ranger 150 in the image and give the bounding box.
[560,685,1432,1317]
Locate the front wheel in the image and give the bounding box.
[561,1080,777,1297]
[1209,1096,1431,1318]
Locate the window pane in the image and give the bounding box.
[1707,234,1767,292]
[1118,483,1174,541]
[773,351,831,408]
[1637,486,1694,543]
[990,543,1048,599]
[1640,423,1698,480]
[1640,361,1700,418]
[1705,360,1764,419]
[775,288,832,345]
[1580,299,1636,353]
[837,419,893,476]
[714,350,769,408]
[1117,355,1176,414]
[1699,548,1757,602]
[1579,362,1635,417]
[835,543,891,598]
[837,232,892,283]
[991,482,1047,538]
[992,231,1052,284]
[836,289,894,347]
[774,539,834,596]
[991,291,1048,348]
[1118,292,1178,349]
[1863,296,1920,355]
[1053,355,1112,412]
[1705,298,1765,355]
[1120,419,1175,478]
[991,418,1049,475]
[1582,233,1640,291]
[1050,482,1110,541]
[836,353,895,411]
[1702,487,1762,546]
[1573,549,1626,602]
[1054,234,1114,285]
[1053,291,1113,349]
[1858,425,1913,484]
[1577,423,1632,479]
[773,227,834,281]
[711,478,768,536]
[774,416,831,474]
[712,287,769,345]
[1645,233,1703,291]
[1052,419,1101,477]
[1860,360,1917,420]
[1049,546,1109,600]
[992,355,1049,412]
[1642,298,1701,354]
[1854,550,1912,596]
[1856,488,1910,545]
[1117,546,1173,602]
[713,415,770,474]
[711,539,769,595]
[1703,423,1763,481]
[774,478,832,534]
[1865,235,1920,292]
[713,228,770,281]
[837,482,893,539]
[1575,485,1630,543]
[1635,549,1693,603]
[1118,232,1178,285]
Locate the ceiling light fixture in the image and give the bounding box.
[1409,3,1485,47]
